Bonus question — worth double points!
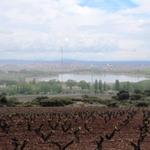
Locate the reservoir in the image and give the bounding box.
[27,73,148,83]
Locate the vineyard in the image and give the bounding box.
[0,107,150,150]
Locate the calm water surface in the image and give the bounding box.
[30,73,148,83]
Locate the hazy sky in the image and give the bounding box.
[0,0,150,61]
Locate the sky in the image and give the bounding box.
[0,0,150,61]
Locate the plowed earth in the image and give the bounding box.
[0,107,149,150]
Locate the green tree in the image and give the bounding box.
[78,80,90,90]
[123,82,131,91]
[94,80,98,94]
[98,80,103,93]
[115,80,120,91]
[66,80,76,90]
[103,82,107,91]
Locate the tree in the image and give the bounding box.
[126,82,131,91]
[103,82,107,91]
[115,80,120,91]
[78,81,90,90]
[66,80,76,90]
[94,80,98,94]
[98,80,103,93]
[122,82,131,91]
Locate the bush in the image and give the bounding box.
[81,96,101,104]
[0,93,8,105]
[82,95,89,99]
[0,94,20,107]
[7,97,20,107]
[117,91,130,100]
[134,89,142,94]
[112,95,117,100]
[136,102,148,107]
[35,96,49,102]
[107,102,118,108]
[34,97,73,107]
[130,94,143,100]
[0,96,7,104]
[22,102,35,107]
[144,90,150,96]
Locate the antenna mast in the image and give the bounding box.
[61,47,64,82]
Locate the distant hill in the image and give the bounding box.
[0,59,150,65]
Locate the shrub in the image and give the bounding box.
[134,89,142,94]
[107,102,118,108]
[7,97,20,107]
[82,95,89,99]
[0,96,7,104]
[82,96,101,104]
[130,94,143,100]
[117,91,130,100]
[22,102,35,107]
[35,96,49,102]
[34,97,73,107]
[112,95,117,100]
[136,102,148,107]
[0,94,20,107]
[0,93,8,105]
[144,90,150,96]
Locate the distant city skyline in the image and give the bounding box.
[0,0,150,61]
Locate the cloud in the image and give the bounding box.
[79,0,137,11]
[0,0,149,61]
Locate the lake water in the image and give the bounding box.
[29,73,148,83]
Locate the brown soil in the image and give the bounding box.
[0,107,149,150]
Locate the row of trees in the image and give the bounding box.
[0,79,150,95]
[0,79,109,95]
[114,80,150,92]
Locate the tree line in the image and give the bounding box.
[0,79,150,95]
